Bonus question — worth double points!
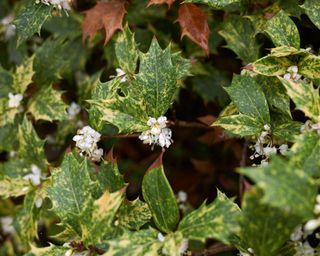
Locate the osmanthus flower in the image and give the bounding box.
[0,14,16,41]
[23,164,42,186]
[139,116,173,149]
[36,0,71,11]
[67,102,81,118]
[72,126,103,162]
[283,65,301,82]
[301,120,320,136]
[0,216,15,235]
[8,92,23,109]
[115,68,126,83]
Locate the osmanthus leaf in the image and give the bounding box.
[178,4,209,54]
[249,55,292,76]
[299,54,320,80]
[115,26,138,74]
[224,75,270,124]
[18,118,47,171]
[24,244,68,256]
[12,56,34,94]
[117,198,152,230]
[0,177,31,198]
[218,16,260,64]
[272,119,302,142]
[162,231,187,256]
[82,0,126,45]
[264,10,300,48]
[47,153,94,236]
[147,0,175,7]
[0,116,20,152]
[301,0,320,30]
[213,114,263,137]
[278,78,320,122]
[13,3,53,46]
[269,45,310,57]
[0,65,13,98]
[142,153,180,233]
[178,190,242,247]
[289,132,320,177]
[239,188,301,256]
[240,156,317,220]
[102,228,162,256]
[0,98,21,127]
[182,0,241,9]
[28,86,68,122]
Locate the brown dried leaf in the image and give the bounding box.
[178,4,209,54]
[82,0,126,44]
[147,0,175,8]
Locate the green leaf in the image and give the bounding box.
[250,55,292,76]
[26,244,68,256]
[28,86,68,122]
[47,153,93,235]
[301,0,320,30]
[0,65,13,98]
[162,231,186,256]
[12,56,34,94]
[219,16,260,64]
[182,0,241,9]
[278,77,320,122]
[115,26,138,74]
[289,132,320,177]
[102,229,161,256]
[178,190,242,247]
[239,188,301,256]
[299,54,320,80]
[117,199,152,230]
[14,3,53,46]
[264,10,300,48]
[0,177,31,198]
[142,153,180,233]
[0,98,21,126]
[213,114,263,137]
[240,156,317,220]
[224,75,270,124]
[269,46,309,57]
[18,118,47,170]
[272,119,302,142]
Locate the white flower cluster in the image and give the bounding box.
[67,102,81,118]
[23,164,42,186]
[250,124,288,166]
[177,190,188,211]
[301,121,320,136]
[284,65,301,82]
[116,68,126,83]
[37,0,71,11]
[139,116,172,149]
[239,248,254,256]
[290,224,317,256]
[72,126,103,162]
[8,92,23,109]
[0,14,16,41]
[0,216,15,235]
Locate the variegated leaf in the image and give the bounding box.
[25,244,68,256]
[299,54,320,80]
[0,177,31,198]
[301,0,320,30]
[182,0,241,9]
[250,55,292,76]
[162,231,186,256]
[12,56,34,94]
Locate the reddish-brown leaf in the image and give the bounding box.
[82,0,126,44]
[178,4,209,54]
[147,0,175,8]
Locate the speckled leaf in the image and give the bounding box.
[117,199,152,230]
[224,75,270,124]
[182,0,241,9]
[12,56,34,94]
[289,132,320,177]
[264,10,300,48]
[0,117,20,152]
[250,55,292,76]
[162,231,186,256]
[239,188,301,256]
[17,118,47,170]
[219,16,260,64]
[269,46,309,57]
[272,119,302,142]
[14,3,53,46]
[28,86,68,122]
[102,229,161,256]
[299,54,320,80]
[178,190,242,247]
[0,65,13,98]
[115,26,138,74]
[0,98,21,126]
[142,154,180,233]
[47,153,93,235]
[26,244,68,256]
[0,177,31,198]
[240,156,317,220]
[301,0,320,30]
[213,114,263,137]
[278,77,320,122]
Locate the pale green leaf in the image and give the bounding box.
[0,177,31,198]
[250,55,292,76]
[0,98,21,126]
[301,0,320,30]
[12,56,34,94]
[299,54,320,80]
[26,244,68,256]
[162,231,186,256]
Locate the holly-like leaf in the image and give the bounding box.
[179,190,242,247]
[178,4,209,54]
[162,231,187,256]
[182,0,241,9]
[219,16,260,64]
[264,10,300,48]
[117,199,152,230]
[28,86,68,122]
[0,98,21,127]
[301,0,320,30]
[14,3,53,46]
[147,0,175,7]
[224,75,270,124]
[142,153,180,233]
[299,54,320,80]
[278,78,320,122]
[25,244,68,256]
[0,65,13,98]
[12,56,34,94]
[240,156,317,220]
[82,0,126,44]
[0,177,31,198]
[249,55,292,76]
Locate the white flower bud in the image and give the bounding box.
[8,93,23,108]
[304,219,320,232]
[157,232,165,242]
[177,191,188,203]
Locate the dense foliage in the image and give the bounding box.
[0,0,319,255]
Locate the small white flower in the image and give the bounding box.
[67,102,81,118]
[115,68,126,83]
[8,93,23,108]
[316,195,320,204]
[177,191,188,203]
[90,148,103,162]
[64,249,73,256]
[38,0,71,11]
[0,216,15,235]
[283,65,301,82]
[260,159,269,166]
[304,219,320,232]
[263,124,271,131]
[0,14,16,41]
[263,146,277,156]
[23,164,42,186]
[279,144,288,155]
[314,204,320,215]
[35,197,43,208]
[290,225,303,241]
[179,239,188,255]
[157,232,165,242]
